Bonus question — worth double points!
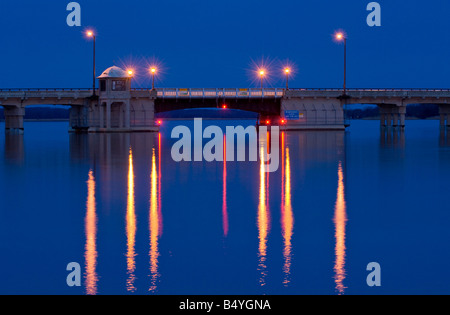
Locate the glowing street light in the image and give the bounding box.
[150,67,157,90]
[284,68,291,90]
[334,31,347,96]
[259,69,266,89]
[86,30,96,96]
[127,69,135,89]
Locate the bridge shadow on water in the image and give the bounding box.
[4,133,24,164]
[439,128,450,147]
[380,127,406,149]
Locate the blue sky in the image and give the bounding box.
[1,0,450,89]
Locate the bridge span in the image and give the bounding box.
[2,66,450,134]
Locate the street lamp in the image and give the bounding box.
[127,69,134,89]
[150,67,157,90]
[259,70,265,90]
[86,30,96,96]
[284,68,291,90]
[335,31,347,96]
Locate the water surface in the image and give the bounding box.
[1,120,450,295]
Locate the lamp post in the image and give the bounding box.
[335,31,347,96]
[284,68,291,90]
[150,67,157,90]
[127,69,134,88]
[259,70,265,90]
[86,31,96,96]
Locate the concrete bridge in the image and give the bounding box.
[2,66,450,134]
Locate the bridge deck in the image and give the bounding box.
[2,88,450,100]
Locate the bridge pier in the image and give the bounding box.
[379,105,405,130]
[69,100,89,132]
[280,90,346,130]
[438,105,450,129]
[4,106,25,134]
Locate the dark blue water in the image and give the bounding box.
[1,120,450,295]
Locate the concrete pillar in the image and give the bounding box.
[380,113,386,127]
[386,113,392,127]
[125,100,131,129]
[379,105,391,128]
[69,106,88,132]
[119,104,124,128]
[99,103,104,128]
[399,113,406,128]
[392,113,399,127]
[440,114,446,128]
[106,101,111,129]
[398,106,406,129]
[438,105,450,129]
[4,106,25,134]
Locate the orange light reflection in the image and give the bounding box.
[223,134,229,237]
[333,162,348,295]
[126,148,137,292]
[282,142,294,286]
[257,144,270,287]
[85,170,98,295]
[149,148,161,292]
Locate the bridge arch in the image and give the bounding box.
[155,97,281,117]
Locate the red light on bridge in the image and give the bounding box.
[281,119,286,124]
[157,120,162,125]
[222,105,227,109]
[265,120,270,125]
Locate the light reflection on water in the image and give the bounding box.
[149,148,161,293]
[126,148,137,292]
[3,120,450,295]
[281,136,294,287]
[222,135,228,237]
[257,141,270,287]
[84,170,98,295]
[333,162,347,295]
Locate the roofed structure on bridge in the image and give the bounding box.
[97,66,131,79]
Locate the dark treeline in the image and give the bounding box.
[0,104,442,121]
[0,107,70,120]
[346,104,439,119]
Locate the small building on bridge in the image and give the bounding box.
[86,66,158,133]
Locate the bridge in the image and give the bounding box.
[1,66,450,134]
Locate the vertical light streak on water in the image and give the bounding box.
[257,141,270,287]
[223,134,229,237]
[333,162,348,295]
[149,148,161,292]
[126,148,137,292]
[158,133,163,236]
[282,144,294,287]
[85,169,98,295]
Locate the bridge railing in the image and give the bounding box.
[131,88,285,98]
[3,87,450,93]
[0,88,93,92]
[288,88,450,92]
